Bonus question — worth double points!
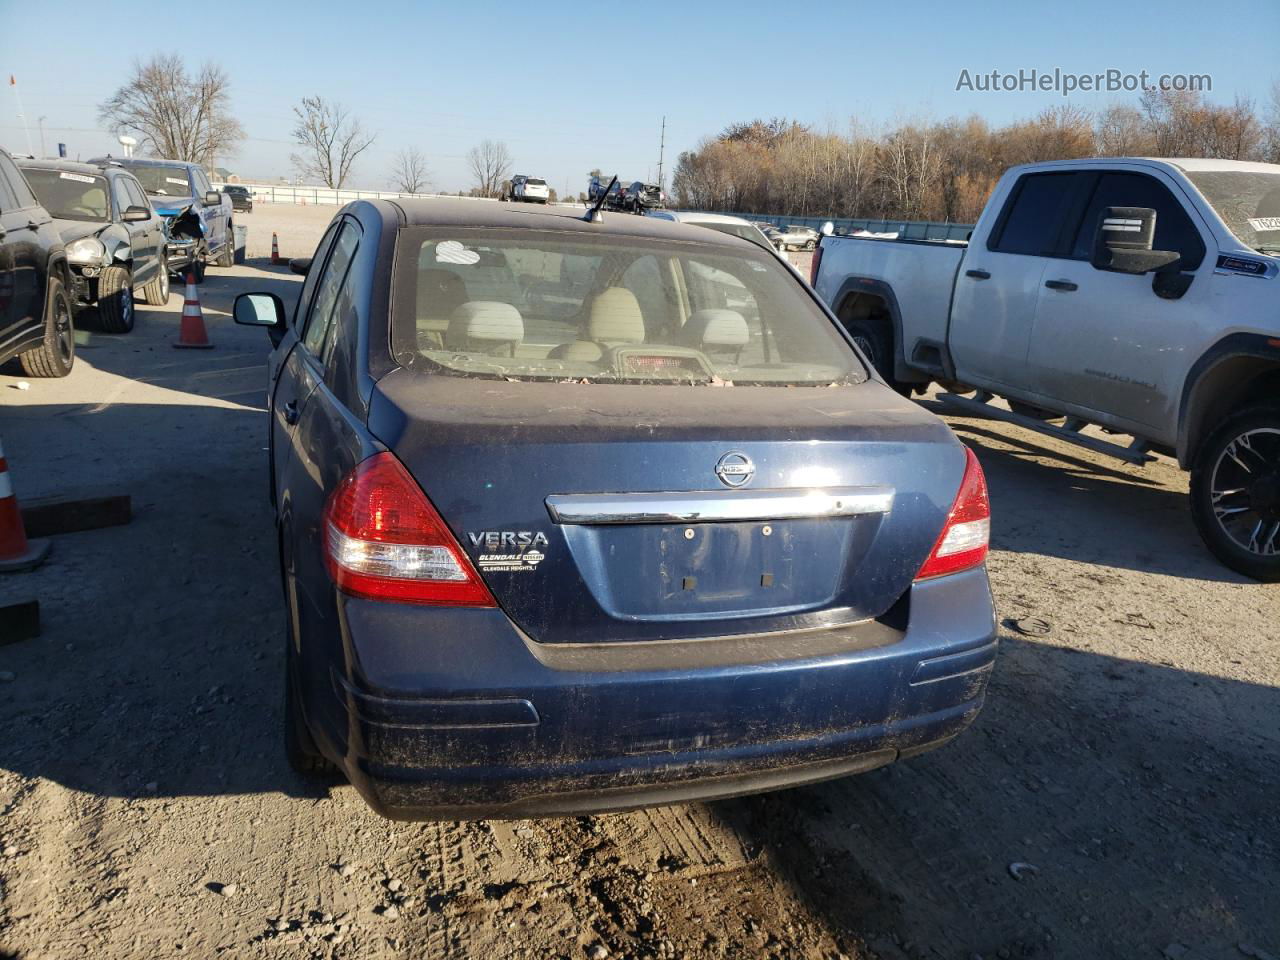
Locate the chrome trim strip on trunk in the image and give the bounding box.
[545,487,894,525]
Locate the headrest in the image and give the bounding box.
[418,269,468,318]
[682,309,749,351]
[588,288,645,343]
[445,301,523,351]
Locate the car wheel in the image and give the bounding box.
[805,239,816,251]
[844,316,909,397]
[1190,404,1280,582]
[19,273,75,378]
[95,264,135,333]
[142,256,170,305]
[215,232,235,267]
[283,591,339,778]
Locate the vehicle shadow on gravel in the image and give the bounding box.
[941,417,1251,584]
[710,633,1280,959]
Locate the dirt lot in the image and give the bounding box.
[0,204,1277,960]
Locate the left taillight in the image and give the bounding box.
[915,446,991,581]
[322,452,495,607]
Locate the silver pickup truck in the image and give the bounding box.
[812,157,1280,580]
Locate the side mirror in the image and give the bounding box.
[204,191,222,206]
[122,205,151,222]
[234,292,286,335]
[1091,206,1180,274]
[289,257,311,276]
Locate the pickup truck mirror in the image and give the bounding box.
[1090,206,1180,274]
[122,205,151,222]
[204,191,222,206]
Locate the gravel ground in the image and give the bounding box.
[0,205,1276,960]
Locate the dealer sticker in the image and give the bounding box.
[468,530,547,573]
[59,172,96,184]
[166,177,189,187]
[1247,217,1280,231]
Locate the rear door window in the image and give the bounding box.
[989,172,1081,256]
[301,221,360,357]
[1069,171,1206,270]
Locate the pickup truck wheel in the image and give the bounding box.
[19,274,75,378]
[95,265,134,333]
[215,232,234,267]
[1190,404,1280,582]
[846,319,910,397]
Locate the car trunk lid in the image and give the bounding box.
[370,372,965,644]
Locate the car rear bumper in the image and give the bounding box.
[305,567,996,820]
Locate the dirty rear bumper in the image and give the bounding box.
[307,567,996,820]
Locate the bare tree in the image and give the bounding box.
[291,96,376,189]
[466,140,513,198]
[390,147,430,194]
[98,54,243,167]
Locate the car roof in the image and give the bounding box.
[379,197,758,250]
[87,156,195,169]
[15,158,113,177]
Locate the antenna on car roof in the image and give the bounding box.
[582,175,617,224]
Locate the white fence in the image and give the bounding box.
[210,181,496,206]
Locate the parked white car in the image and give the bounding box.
[507,175,550,203]
[812,156,1280,580]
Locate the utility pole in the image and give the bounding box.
[9,75,33,156]
[37,116,47,158]
[657,116,666,191]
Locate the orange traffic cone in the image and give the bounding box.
[0,438,51,573]
[271,232,282,265]
[173,273,213,349]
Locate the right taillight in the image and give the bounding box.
[915,446,990,580]
[322,452,495,607]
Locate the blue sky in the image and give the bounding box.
[1,0,1276,194]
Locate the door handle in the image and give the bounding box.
[965,269,991,280]
[1045,279,1078,291]
[283,400,299,425]
[25,219,40,231]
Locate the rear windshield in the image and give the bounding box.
[393,228,865,386]
[128,165,192,198]
[697,221,774,248]
[20,168,109,221]
[526,179,546,187]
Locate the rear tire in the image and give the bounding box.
[284,631,338,778]
[95,265,135,333]
[1189,404,1280,582]
[804,239,816,250]
[844,316,910,397]
[19,274,74,378]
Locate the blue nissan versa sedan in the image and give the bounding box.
[234,199,997,820]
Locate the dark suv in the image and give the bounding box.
[0,148,75,377]
[222,185,253,213]
[18,158,170,332]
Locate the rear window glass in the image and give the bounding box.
[393,229,865,386]
[991,172,1079,255]
[128,165,192,198]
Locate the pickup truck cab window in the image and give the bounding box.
[1069,172,1206,270]
[989,172,1081,256]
